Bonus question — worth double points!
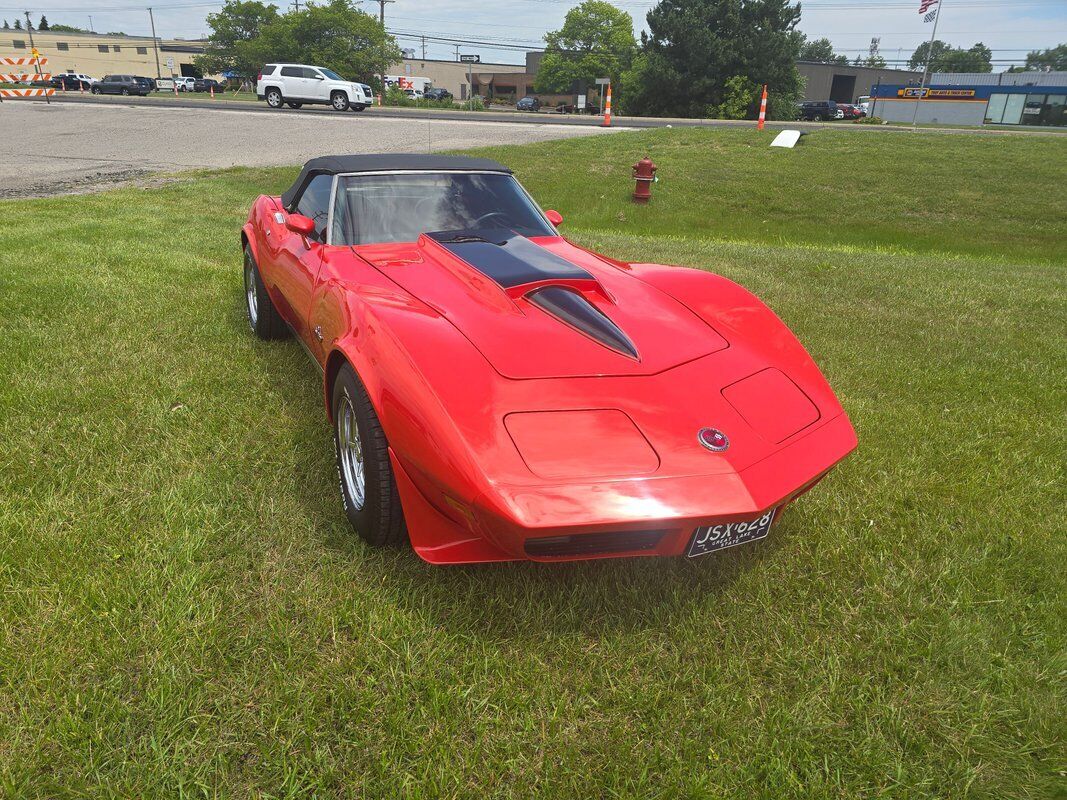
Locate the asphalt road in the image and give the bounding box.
[0,100,622,199]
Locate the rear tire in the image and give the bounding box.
[332,364,407,548]
[265,88,283,109]
[91,86,100,95]
[243,244,288,340]
[120,87,130,96]
[331,91,350,112]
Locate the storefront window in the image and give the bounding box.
[1046,94,1067,127]
[1021,93,1047,125]
[985,93,1007,124]
[1001,94,1026,125]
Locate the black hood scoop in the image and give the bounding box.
[427,229,640,361]
[527,287,639,360]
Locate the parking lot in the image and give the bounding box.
[0,100,621,198]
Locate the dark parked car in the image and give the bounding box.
[132,76,156,92]
[91,75,151,96]
[194,78,224,93]
[424,87,453,102]
[799,101,840,121]
[49,74,91,91]
[516,95,541,111]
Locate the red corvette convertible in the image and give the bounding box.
[241,154,857,564]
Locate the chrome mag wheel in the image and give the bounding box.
[244,255,258,329]
[337,394,366,509]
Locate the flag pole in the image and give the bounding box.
[911,0,944,126]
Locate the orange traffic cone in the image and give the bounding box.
[757,84,768,130]
[210,83,215,99]
[602,84,612,127]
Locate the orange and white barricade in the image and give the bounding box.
[601,83,612,127]
[0,56,53,99]
[757,84,768,130]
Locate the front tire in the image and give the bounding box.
[265,88,283,108]
[243,244,288,340]
[287,102,303,109]
[121,88,130,96]
[332,364,407,547]
[351,104,366,112]
[331,91,350,112]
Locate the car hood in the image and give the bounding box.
[355,232,727,379]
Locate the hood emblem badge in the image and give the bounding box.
[698,428,730,452]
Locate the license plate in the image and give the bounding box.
[687,509,776,558]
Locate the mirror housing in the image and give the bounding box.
[286,214,316,237]
[545,209,563,227]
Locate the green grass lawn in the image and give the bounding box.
[0,128,1064,798]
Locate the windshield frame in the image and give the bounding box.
[324,169,558,247]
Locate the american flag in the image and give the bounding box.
[923,9,937,22]
[919,0,939,13]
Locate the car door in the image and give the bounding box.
[273,173,333,345]
[303,67,329,101]
[278,66,307,99]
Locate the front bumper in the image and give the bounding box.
[393,412,857,564]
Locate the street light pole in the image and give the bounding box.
[147,7,162,80]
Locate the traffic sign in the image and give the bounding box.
[459,54,480,63]
[595,77,610,85]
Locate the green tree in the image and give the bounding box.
[248,0,401,84]
[1023,44,1067,71]
[1,20,9,30]
[194,0,279,79]
[937,42,992,72]
[38,15,49,30]
[50,24,90,33]
[909,39,950,70]
[13,18,21,29]
[534,0,638,98]
[634,0,803,119]
[798,35,848,65]
[864,54,886,68]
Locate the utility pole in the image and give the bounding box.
[289,0,302,11]
[147,7,161,79]
[376,0,393,98]
[911,0,944,126]
[88,14,94,32]
[421,35,426,61]
[454,45,459,62]
[24,10,48,105]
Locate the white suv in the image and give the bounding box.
[257,64,369,112]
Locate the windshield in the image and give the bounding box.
[332,172,555,246]
[319,68,344,81]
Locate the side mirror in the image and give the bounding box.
[545,209,563,227]
[286,214,316,237]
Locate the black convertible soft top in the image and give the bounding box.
[281,154,512,210]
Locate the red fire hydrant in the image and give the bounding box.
[632,156,657,203]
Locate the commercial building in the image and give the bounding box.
[871,71,1067,127]
[797,61,922,103]
[1,29,205,78]
[0,30,529,97]
[386,56,527,100]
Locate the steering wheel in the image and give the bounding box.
[471,211,510,228]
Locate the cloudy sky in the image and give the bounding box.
[3,0,1064,68]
